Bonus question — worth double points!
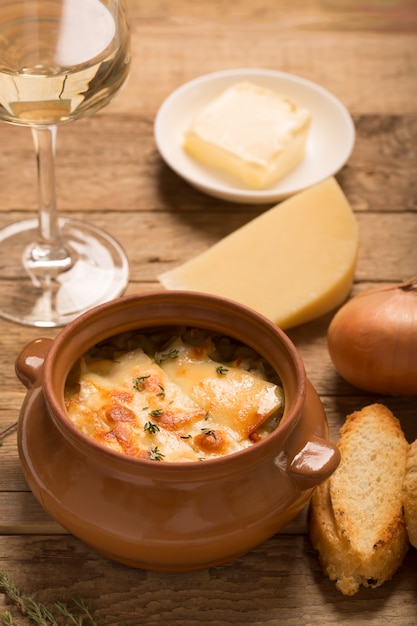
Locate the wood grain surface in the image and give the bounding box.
[0,0,416,624]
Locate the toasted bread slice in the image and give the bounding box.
[309,403,409,595]
[403,440,417,549]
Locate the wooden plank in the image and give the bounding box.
[0,493,65,535]
[0,208,416,285]
[1,115,416,213]
[0,533,416,625]
[124,0,417,116]
[0,458,27,493]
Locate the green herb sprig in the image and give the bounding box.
[156,385,165,398]
[0,570,119,626]
[153,349,179,365]
[149,446,165,461]
[0,423,18,447]
[201,428,216,438]
[133,375,150,391]
[144,421,160,434]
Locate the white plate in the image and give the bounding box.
[154,69,355,204]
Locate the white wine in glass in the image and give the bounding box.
[0,0,131,326]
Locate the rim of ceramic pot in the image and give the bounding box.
[42,290,307,473]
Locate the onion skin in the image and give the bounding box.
[327,279,417,395]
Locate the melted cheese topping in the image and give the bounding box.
[65,334,284,462]
[158,338,280,440]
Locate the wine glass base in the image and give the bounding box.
[0,218,129,327]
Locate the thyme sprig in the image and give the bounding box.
[0,570,106,626]
[144,421,160,434]
[149,446,164,461]
[156,385,165,398]
[201,428,216,438]
[153,349,179,365]
[133,375,150,392]
[0,422,18,447]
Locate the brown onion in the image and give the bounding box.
[327,279,417,395]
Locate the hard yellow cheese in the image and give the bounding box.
[183,81,311,189]
[158,178,359,329]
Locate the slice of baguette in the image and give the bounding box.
[309,403,409,595]
[403,440,417,549]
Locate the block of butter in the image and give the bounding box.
[183,81,311,189]
[158,178,359,329]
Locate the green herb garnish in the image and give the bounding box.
[156,384,165,398]
[144,421,160,434]
[133,375,150,391]
[149,446,165,462]
[154,349,179,364]
[0,569,108,625]
[201,428,216,438]
[0,423,17,447]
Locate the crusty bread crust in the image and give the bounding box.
[403,440,417,549]
[309,403,409,595]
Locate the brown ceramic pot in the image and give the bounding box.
[16,290,339,572]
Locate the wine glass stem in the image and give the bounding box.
[32,125,61,245]
[24,126,75,283]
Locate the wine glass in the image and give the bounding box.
[0,0,131,327]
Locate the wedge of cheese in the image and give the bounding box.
[158,177,359,329]
[183,81,311,189]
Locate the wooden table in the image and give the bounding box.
[1,0,417,623]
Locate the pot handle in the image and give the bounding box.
[15,338,53,390]
[288,435,340,491]
[286,380,340,490]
